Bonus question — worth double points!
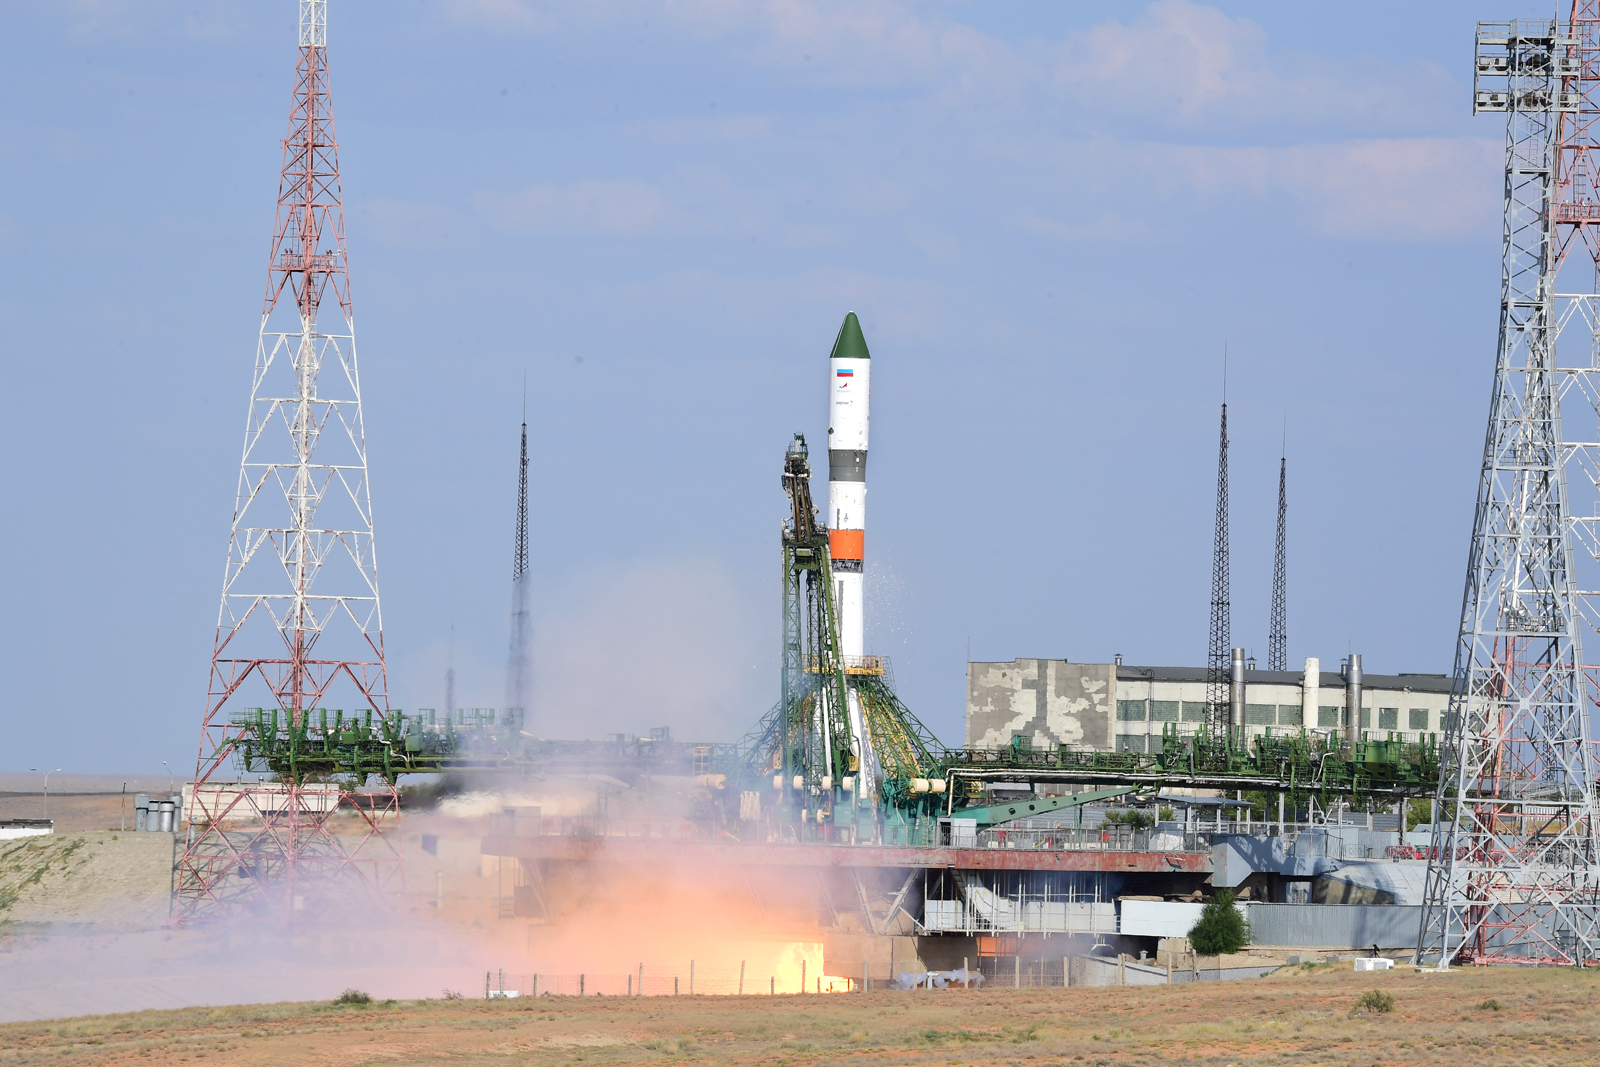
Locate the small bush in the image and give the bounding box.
[441,989,464,1001]
[334,989,372,1006]
[1351,989,1394,1016]
[1477,998,1501,1012]
[1188,889,1251,955]
[1103,808,1155,829]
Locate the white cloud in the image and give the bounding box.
[1161,136,1501,241]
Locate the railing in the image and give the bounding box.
[970,827,1213,853]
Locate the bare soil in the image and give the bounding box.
[0,963,1593,1066]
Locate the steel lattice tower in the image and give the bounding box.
[1419,17,1600,966]
[1268,454,1287,672]
[506,417,532,715]
[1206,402,1232,735]
[174,0,401,921]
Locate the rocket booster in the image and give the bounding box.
[827,312,871,659]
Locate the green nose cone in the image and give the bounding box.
[829,311,871,360]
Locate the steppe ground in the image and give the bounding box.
[0,965,1592,1066]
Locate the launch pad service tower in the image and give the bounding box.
[826,312,878,793]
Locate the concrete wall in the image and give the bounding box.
[965,660,1113,749]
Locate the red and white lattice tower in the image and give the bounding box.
[172,0,401,922]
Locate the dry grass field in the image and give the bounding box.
[0,961,1593,1066]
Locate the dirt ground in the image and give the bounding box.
[0,794,153,834]
[0,964,1593,1066]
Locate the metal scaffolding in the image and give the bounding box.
[1420,16,1600,966]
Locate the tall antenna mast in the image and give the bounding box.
[1268,432,1288,672]
[506,403,532,717]
[175,0,400,921]
[445,621,456,718]
[1205,369,1231,739]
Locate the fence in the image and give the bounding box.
[480,964,845,998]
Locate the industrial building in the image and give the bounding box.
[967,656,1450,754]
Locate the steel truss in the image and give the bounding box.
[1420,17,1600,966]
[175,0,400,922]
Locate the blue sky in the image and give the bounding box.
[1,1,1502,772]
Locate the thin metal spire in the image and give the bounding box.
[1268,431,1287,672]
[513,410,529,581]
[1206,363,1231,737]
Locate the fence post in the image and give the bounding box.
[962,956,968,989]
[1014,956,1020,989]
[674,976,678,996]
[1063,956,1070,988]
[628,974,632,996]
[863,960,869,993]
[533,974,538,998]
[770,976,774,995]
[800,959,806,993]
[638,963,644,997]
[740,960,746,995]
[484,971,490,1000]
[690,960,695,996]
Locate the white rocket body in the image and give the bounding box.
[825,312,877,799]
[828,351,869,658]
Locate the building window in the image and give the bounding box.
[1116,699,1147,722]
[1115,734,1147,754]
[1360,709,1371,729]
[1318,706,1342,728]
[1378,708,1399,730]
[1181,701,1209,722]
[1409,708,1429,731]
[1444,711,1460,732]
[1245,704,1276,725]
[1278,705,1303,727]
[1150,700,1180,722]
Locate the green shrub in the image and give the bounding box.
[1477,998,1501,1012]
[1187,889,1250,955]
[334,989,371,1006]
[1351,989,1394,1016]
[1103,809,1155,829]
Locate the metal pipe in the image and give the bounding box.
[1230,648,1246,728]
[1345,653,1363,738]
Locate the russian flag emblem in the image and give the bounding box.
[836,368,853,377]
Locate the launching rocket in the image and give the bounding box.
[827,312,870,658]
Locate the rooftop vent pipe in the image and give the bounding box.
[1345,653,1363,737]
[1230,647,1247,727]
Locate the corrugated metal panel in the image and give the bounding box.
[1244,903,1422,949]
